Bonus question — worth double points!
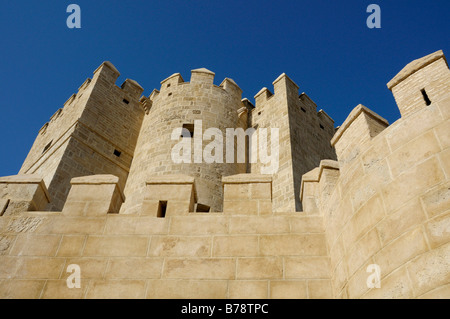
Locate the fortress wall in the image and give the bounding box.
[121,69,245,214]
[301,96,450,298]
[0,176,332,299]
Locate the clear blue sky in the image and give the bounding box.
[0,0,449,176]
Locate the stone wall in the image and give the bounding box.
[0,174,331,299]
[121,69,246,214]
[301,89,449,298]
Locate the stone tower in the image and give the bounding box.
[120,68,247,214]
[17,63,337,214]
[387,50,450,117]
[251,74,336,212]
[0,50,448,299]
[18,62,145,211]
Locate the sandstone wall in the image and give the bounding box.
[0,175,332,299]
[301,94,450,298]
[121,69,246,214]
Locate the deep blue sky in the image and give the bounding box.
[0,0,449,176]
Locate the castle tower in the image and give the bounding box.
[251,74,337,212]
[18,62,145,210]
[387,50,450,117]
[120,68,246,214]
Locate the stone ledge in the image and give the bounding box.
[222,174,272,184]
[146,174,195,185]
[70,175,119,185]
[0,174,51,202]
[387,50,446,90]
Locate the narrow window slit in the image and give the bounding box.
[43,141,53,154]
[421,89,431,106]
[158,201,167,218]
[0,199,10,216]
[123,99,130,104]
[113,149,121,157]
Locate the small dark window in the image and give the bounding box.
[258,111,262,116]
[43,141,53,154]
[195,203,210,213]
[168,92,172,97]
[123,99,130,104]
[0,199,10,216]
[157,201,167,218]
[167,83,171,88]
[301,107,307,113]
[181,124,195,138]
[320,124,325,130]
[113,149,121,157]
[421,89,431,106]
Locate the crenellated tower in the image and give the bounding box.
[250,74,336,212]
[120,68,247,214]
[18,62,145,210]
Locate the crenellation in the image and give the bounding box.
[1,50,449,299]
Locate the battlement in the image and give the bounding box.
[155,68,243,100]
[3,51,449,299]
[253,73,299,107]
[387,50,450,118]
[331,104,389,170]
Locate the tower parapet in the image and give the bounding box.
[18,61,145,211]
[251,73,337,212]
[121,68,246,214]
[387,50,450,117]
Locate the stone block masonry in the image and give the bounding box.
[0,50,449,299]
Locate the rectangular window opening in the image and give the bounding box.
[181,124,195,138]
[320,124,325,130]
[301,107,307,113]
[123,99,130,104]
[157,201,167,218]
[195,203,210,213]
[43,140,53,154]
[421,89,431,106]
[113,149,122,157]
